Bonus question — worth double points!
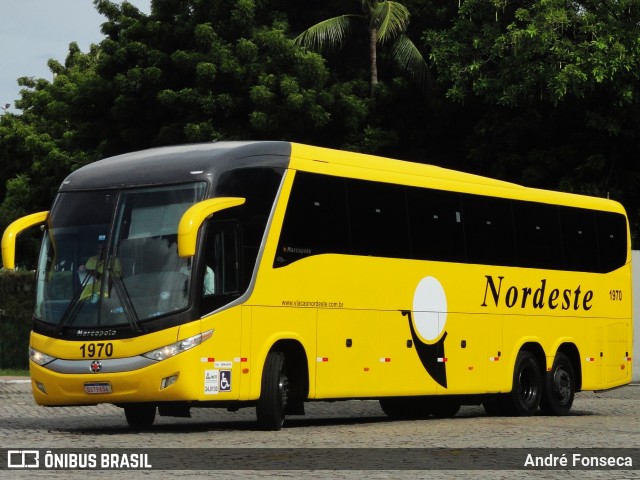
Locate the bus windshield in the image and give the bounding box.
[35,183,207,330]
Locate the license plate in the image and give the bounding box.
[84,382,112,394]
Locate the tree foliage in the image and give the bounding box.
[1,0,640,259]
[424,0,640,242]
[294,0,428,93]
[0,0,374,254]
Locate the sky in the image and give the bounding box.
[0,0,151,112]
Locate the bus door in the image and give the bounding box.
[198,220,245,399]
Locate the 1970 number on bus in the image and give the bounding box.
[80,343,114,358]
[609,289,623,301]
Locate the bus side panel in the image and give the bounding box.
[239,306,253,401]
[580,266,633,391]
[254,159,633,398]
[316,308,380,398]
[193,308,242,400]
[603,320,632,386]
[440,313,491,394]
[580,319,632,390]
[378,309,438,397]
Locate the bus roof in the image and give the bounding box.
[290,143,626,214]
[59,141,624,214]
[60,141,291,191]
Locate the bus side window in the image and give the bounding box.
[560,208,598,272]
[462,195,516,266]
[407,188,464,262]
[276,172,349,267]
[513,201,562,270]
[346,179,410,259]
[595,211,628,273]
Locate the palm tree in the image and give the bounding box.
[294,0,428,94]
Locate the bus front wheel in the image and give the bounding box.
[505,350,542,416]
[256,351,289,431]
[540,352,575,416]
[124,404,156,429]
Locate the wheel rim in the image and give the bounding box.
[518,364,538,406]
[553,367,572,405]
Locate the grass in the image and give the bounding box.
[0,368,29,377]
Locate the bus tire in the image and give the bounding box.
[124,404,156,429]
[256,350,289,431]
[505,350,542,416]
[540,352,575,416]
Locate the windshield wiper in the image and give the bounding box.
[108,267,145,333]
[56,271,94,335]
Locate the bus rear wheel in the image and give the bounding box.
[504,350,542,416]
[124,404,156,429]
[256,351,289,431]
[540,352,575,416]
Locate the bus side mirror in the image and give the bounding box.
[1,211,49,270]
[177,197,246,258]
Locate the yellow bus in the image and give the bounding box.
[2,141,633,430]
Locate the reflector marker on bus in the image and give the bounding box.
[585,357,595,362]
[317,357,329,362]
[437,357,448,363]
[201,357,215,363]
[489,356,500,362]
[627,356,632,362]
[380,358,391,363]
[233,357,247,363]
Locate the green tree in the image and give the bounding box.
[294,0,428,93]
[93,0,370,148]
[424,0,640,244]
[0,0,374,237]
[425,0,640,108]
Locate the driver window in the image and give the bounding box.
[200,220,242,308]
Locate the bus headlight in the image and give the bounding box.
[29,347,56,366]
[142,330,213,362]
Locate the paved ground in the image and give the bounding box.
[0,378,638,478]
